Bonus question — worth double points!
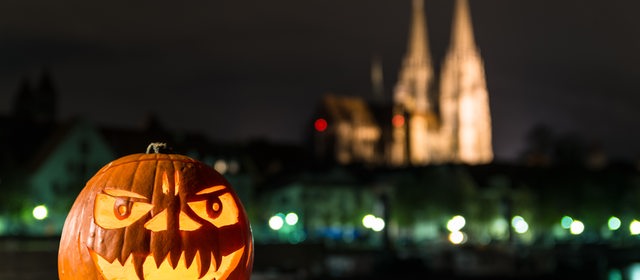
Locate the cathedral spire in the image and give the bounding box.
[389,0,438,166]
[439,0,493,164]
[451,0,476,51]
[407,0,431,62]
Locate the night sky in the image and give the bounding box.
[1,0,640,161]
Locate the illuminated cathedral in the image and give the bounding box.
[314,0,493,166]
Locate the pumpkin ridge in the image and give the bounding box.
[97,155,199,174]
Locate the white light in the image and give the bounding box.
[371,217,385,232]
[446,215,466,232]
[630,220,640,235]
[269,215,284,231]
[362,214,376,229]
[285,212,299,226]
[214,160,228,174]
[33,205,48,220]
[570,220,585,235]
[449,231,465,245]
[512,216,529,234]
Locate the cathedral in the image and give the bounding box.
[314,0,493,166]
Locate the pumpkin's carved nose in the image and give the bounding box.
[144,209,202,231]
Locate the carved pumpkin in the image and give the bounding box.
[58,145,253,280]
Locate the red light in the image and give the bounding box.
[314,118,328,132]
[392,115,405,127]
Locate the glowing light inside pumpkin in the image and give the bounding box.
[285,212,299,226]
[32,205,48,220]
[91,246,245,280]
[269,215,284,230]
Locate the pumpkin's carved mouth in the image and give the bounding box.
[89,246,245,280]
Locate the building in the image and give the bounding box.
[314,0,494,166]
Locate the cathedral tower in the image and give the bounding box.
[390,0,438,166]
[439,0,493,164]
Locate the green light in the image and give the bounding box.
[561,216,573,229]
[32,205,48,220]
[608,216,621,231]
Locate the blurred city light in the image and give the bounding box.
[285,212,299,226]
[371,217,385,232]
[608,268,622,280]
[629,263,640,280]
[392,114,405,127]
[214,159,228,174]
[362,214,376,229]
[630,220,640,235]
[449,231,465,245]
[570,220,585,235]
[561,216,573,229]
[32,205,48,220]
[608,216,622,231]
[269,214,284,231]
[446,215,466,232]
[314,118,328,132]
[511,216,529,234]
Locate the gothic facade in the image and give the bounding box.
[315,0,493,166]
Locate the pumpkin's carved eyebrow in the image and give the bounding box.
[196,185,226,195]
[103,188,148,200]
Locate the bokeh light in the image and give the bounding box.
[511,216,529,234]
[608,216,621,231]
[570,220,584,235]
[630,220,640,235]
[32,205,48,220]
[269,214,284,231]
[285,212,299,226]
[561,216,573,229]
[314,118,328,132]
[449,231,465,245]
[447,215,466,232]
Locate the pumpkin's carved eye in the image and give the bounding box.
[94,189,153,229]
[187,186,239,228]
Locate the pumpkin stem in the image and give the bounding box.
[146,142,167,154]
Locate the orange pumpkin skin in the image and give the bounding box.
[58,153,253,280]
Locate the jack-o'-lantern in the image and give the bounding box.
[58,143,253,280]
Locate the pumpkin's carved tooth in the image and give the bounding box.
[169,246,181,269]
[132,253,146,280]
[198,249,211,279]
[184,245,197,269]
